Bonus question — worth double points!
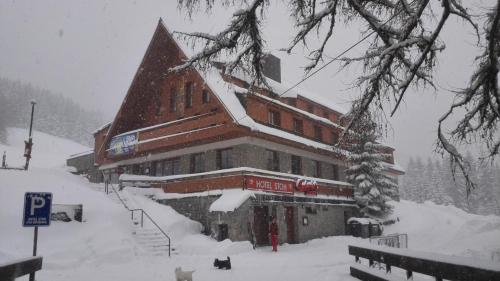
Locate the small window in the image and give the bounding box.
[293,118,303,135]
[323,111,329,119]
[185,82,193,108]
[291,155,302,175]
[331,132,339,144]
[163,158,181,176]
[216,148,233,170]
[190,153,205,173]
[313,160,321,178]
[155,89,163,117]
[266,150,280,172]
[202,89,210,104]
[305,206,317,214]
[332,164,339,181]
[268,110,281,127]
[307,104,314,113]
[314,126,322,141]
[170,88,177,112]
[154,161,163,176]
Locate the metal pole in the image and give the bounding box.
[28,101,36,138]
[24,101,36,171]
[29,226,38,281]
[141,211,144,228]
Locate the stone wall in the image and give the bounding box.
[158,193,357,245]
[157,195,219,234]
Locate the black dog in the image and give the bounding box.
[213,256,231,270]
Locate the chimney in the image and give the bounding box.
[262,54,281,83]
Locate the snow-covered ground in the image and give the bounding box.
[1,128,499,281]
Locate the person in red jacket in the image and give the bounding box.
[269,216,279,252]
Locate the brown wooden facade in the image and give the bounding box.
[94,19,402,198]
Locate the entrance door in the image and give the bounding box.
[285,206,295,244]
[253,206,269,246]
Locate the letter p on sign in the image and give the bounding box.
[30,196,45,215]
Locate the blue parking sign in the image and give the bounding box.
[23,192,52,227]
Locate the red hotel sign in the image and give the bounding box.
[245,176,294,194]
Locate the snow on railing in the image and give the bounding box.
[348,244,500,281]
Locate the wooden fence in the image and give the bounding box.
[348,245,500,281]
[0,256,42,281]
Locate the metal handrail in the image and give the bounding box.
[107,183,171,256]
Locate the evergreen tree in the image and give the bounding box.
[422,158,436,202]
[432,159,454,206]
[344,111,398,218]
[399,157,416,201]
[412,157,425,203]
[0,77,102,146]
[0,91,7,143]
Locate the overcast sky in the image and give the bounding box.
[0,0,488,166]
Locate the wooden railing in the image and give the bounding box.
[0,256,42,281]
[348,245,500,281]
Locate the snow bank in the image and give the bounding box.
[385,200,500,262]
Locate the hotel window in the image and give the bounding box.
[266,150,280,172]
[163,158,181,176]
[268,110,281,127]
[155,89,163,117]
[293,118,303,135]
[154,161,163,176]
[190,153,205,173]
[332,164,339,181]
[291,155,302,175]
[216,148,233,170]
[313,160,322,178]
[202,89,210,104]
[185,82,193,108]
[331,132,339,144]
[314,126,322,141]
[169,88,177,112]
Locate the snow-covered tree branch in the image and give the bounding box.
[174,0,499,194]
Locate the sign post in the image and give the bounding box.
[23,192,52,281]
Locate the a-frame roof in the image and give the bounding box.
[97,18,251,156]
[97,18,352,156]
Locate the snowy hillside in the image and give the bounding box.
[1,127,90,168]
[1,130,499,281]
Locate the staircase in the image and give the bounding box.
[132,225,174,256]
[104,182,173,257]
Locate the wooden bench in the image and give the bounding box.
[348,245,500,281]
[0,256,43,281]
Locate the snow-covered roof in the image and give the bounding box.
[251,92,344,129]
[67,150,94,159]
[347,217,381,224]
[92,122,111,135]
[228,67,348,115]
[208,189,255,212]
[382,162,405,174]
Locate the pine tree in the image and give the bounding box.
[0,91,7,143]
[344,111,398,218]
[432,159,454,206]
[399,157,416,201]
